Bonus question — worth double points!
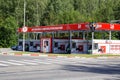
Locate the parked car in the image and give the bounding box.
[11,45,18,50]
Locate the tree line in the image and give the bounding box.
[0,0,120,47]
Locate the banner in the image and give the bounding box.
[17,23,120,33]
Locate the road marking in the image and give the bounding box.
[8,60,38,65]
[0,61,24,65]
[34,58,76,64]
[23,59,51,64]
[34,59,61,64]
[0,63,9,66]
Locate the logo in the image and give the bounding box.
[66,25,70,30]
[22,26,28,32]
[110,24,114,29]
[85,24,89,29]
[78,24,81,29]
[96,24,102,29]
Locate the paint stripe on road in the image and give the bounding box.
[23,59,51,64]
[34,58,77,64]
[8,60,38,65]
[0,61,24,66]
[0,63,9,66]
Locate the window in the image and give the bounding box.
[111,45,120,50]
[30,42,33,46]
[19,42,22,45]
[88,45,92,50]
[72,42,76,48]
[54,42,58,47]
[94,43,98,49]
[78,45,83,51]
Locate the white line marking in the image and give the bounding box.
[34,59,71,64]
[8,60,38,65]
[0,63,9,66]
[23,59,51,64]
[0,61,24,65]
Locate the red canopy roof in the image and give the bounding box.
[18,23,120,33]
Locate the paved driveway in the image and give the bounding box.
[0,55,120,80]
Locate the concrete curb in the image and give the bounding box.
[0,52,120,59]
[0,52,68,58]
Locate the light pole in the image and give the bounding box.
[91,32,94,54]
[23,0,26,52]
[68,30,72,54]
[89,23,96,54]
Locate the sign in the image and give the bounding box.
[22,26,28,32]
[17,23,120,33]
[31,26,63,32]
[110,24,114,29]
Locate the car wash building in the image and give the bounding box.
[17,22,120,54]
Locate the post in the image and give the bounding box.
[91,32,94,54]
[52,32,54,53]
[17,32,19,46]
[69,30,72,54]
[23,0,26,52]
[109,31,111,40]
[83,31,85,40]
[109,31,111,54]
[78,31,79,37]
[23,33,25,52]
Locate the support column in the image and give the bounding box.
[109,31,111,54]
[109,31,111,40]
[42,32,45,37]
[23,0,26,52]
[86,31,89,54]
[23,33,25,52]
[36,33,38,40]
[83,31,85,40]
[69,31,72,54]
[78,31,79,37]
[57,32,59,37]
[39,33,42,39]
[17,33,19,45]
[91,32,94,54]
[52,32,54,53]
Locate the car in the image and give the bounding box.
[11,45,18,50]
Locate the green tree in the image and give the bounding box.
[0,16,18,47]
[114,0,120,20]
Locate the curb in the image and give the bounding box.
[0,52,68,58]
[0,52,120,59]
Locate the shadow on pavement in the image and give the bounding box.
[62,64,120,75]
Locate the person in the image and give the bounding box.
[36,44,40,52]
[43,41,49,53]
[25,44,29,51]
[98,48,103,53]
[66,44,71,54]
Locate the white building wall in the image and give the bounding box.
[18,39,40,52]
[53,39,90,53]
[53,39,69,53]
[17,39,120,54]
[93,39,120,54]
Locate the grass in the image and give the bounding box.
[12,51,120,58]
[48,54,120,58]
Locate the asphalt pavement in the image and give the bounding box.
[0,55,120,80]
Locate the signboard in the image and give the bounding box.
[31,26,63,32]
[22,26,28,32]
[17,23,120,33]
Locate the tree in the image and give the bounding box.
[0,0,120,47]
[114,0,120,20]
[0,16,18,47]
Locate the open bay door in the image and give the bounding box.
[40,38,52,53]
